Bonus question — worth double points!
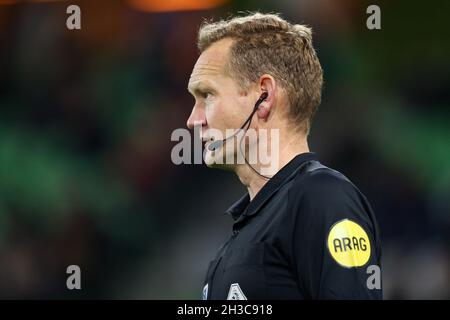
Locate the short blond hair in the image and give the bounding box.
[197,12,323,133]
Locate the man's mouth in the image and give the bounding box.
[202,135,214,143]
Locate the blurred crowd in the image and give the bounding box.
[0,0,449,299]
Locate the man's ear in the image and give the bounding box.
[256,74,276,120]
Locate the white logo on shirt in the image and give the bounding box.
[227,283,247,300]
[202,283,208,300]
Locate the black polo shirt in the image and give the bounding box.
[202,152,382,300]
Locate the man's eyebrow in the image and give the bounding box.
[187,81,214,96]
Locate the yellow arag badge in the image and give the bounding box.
[327,219,371,268]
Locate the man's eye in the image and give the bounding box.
[202,92,213,99]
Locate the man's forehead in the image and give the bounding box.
[190,57,223,79]
[188,38,233,86]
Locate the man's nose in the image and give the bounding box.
[186,106,206,130]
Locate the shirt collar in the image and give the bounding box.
[225,152,317,221]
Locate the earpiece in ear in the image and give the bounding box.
[259,91,268,102]
[253,92,268,110]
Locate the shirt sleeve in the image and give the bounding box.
[289,168,382,299]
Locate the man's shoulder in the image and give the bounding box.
[286,159,376,233]
[290,159,357,196]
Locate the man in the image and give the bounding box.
[186,12,382,300]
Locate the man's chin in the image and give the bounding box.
[203,151,235,171]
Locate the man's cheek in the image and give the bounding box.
[206,105,225,129]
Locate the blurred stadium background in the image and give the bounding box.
[0,0,449,299]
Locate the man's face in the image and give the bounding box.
[187,38,253,168]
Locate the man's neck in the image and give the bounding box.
[235,134,310,200]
